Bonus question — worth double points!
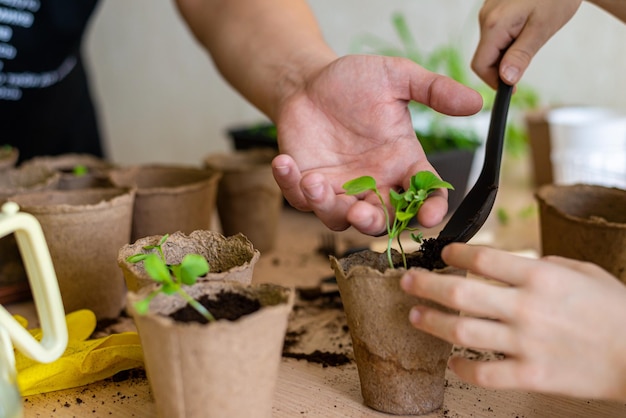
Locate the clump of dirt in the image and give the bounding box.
[404,237,452,270]
[282,350,350,368]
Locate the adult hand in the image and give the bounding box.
[471,0,582,89]
[272,54,483,235]
[399,243,626,400]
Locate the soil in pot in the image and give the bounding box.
[169,289,261,323]
[331,242,461,416]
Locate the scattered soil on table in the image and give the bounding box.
[281,285,353,367]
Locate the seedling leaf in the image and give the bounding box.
[343,176,377,195]
[143,254,170,283]
[179,254,210,285]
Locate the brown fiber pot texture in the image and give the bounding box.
[204,149,282,253]
[331,250,462,415]
[127,281,294,418]
[536,183,626,282]
[21,153,115,190]
[108,164,221,242]
[10,188,135,319]
[117,230,260,292]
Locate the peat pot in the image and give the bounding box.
[10,188,135,319]
[536,183,626,282]
[127,280,294,418]
[117,230,260,292]
[204,149,282,253]
[108,164,221,242]
[331,249,463,415]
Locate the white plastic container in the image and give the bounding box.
[547,107,626,188]
[0,202,68,418]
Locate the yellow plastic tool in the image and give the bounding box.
[0,202,68,418]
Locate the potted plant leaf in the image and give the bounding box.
[329,171,463,415]
[123,234,294,418]
[117,230,260,292]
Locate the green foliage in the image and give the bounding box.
[350,11,540,156]
[72,164,88,177]
[248,123,277,140]
[416,126,481,154]
[343,171,453,269]
[127,234,215,322]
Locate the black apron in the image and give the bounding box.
[0,0,102,164]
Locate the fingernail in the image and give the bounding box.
[400,273,413,291]
[409,307,421,323]
[304,183,323,199]
[274,165,289,176]
[502,65,519,84]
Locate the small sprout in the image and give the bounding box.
[72,164,88,177]
[127,233,215,322]
[343,171,453,269]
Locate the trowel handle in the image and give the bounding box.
[0,202,67,363]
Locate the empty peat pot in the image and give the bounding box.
[536,183,626,282]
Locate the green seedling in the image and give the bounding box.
[126,234,215,322]
[72,164,88,177]
[343,171,453,269]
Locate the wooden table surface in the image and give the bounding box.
[9,155,626,417]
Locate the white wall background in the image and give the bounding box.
[83,0,626,166]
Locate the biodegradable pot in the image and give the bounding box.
[9,188,135,319]
[0,165,60,304]
[127,280,294,418]
[204,149,282,253]
[330,249,462,415]
[117,230,260,292]
[536,183,626,282]
[21,153,115,190]
[108,164,221,242]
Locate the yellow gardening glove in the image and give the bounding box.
[13,309,144,396]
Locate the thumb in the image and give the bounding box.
[404,62,483,116]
